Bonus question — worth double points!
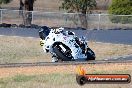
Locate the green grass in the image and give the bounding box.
[0,63,132,88]
[0,69,131,88]
[0,73,75,88]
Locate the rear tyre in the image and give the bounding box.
[53,44,72,61]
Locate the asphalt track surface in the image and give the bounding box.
[0,28,132,45]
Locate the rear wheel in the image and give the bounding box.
[53,44,73,61]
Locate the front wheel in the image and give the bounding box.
[53,44,73,61]
[86,48,95,60]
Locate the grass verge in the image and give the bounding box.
[0,36,132,63]
[0,64,132,88]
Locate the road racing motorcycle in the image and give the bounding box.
[39,26,95,62]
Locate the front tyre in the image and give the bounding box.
[53,44,73,61]
[86,48,95,60]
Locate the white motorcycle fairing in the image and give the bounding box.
[39,26,95,62]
